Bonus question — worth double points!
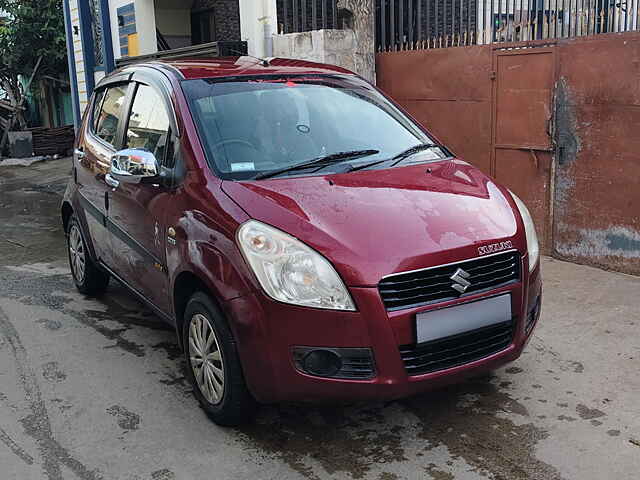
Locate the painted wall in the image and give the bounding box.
[155,0,192,49]
[108,0,157,59]
[239,0,277,58]
[67,0,90,114]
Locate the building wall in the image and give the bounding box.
[155,1,193,49]
[273,29,359,71]
[68,0,90,114]
[193,0,242,42]
[108,0,157,60]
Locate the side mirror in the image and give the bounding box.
[109,148,160,185]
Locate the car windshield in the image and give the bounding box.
[182,74,448,180]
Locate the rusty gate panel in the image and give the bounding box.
[376,31,640,275]
[376,46,494,174]
[492,48,555,253]
[553,33,640,275]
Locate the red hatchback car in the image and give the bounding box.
[62,57,541,426]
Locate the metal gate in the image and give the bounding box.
[377,32,640,274]
[492,47,555,250]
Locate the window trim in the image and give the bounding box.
[122,81,174,167]
[88,82,133,152]
[131,69,180,137]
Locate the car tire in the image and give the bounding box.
[67,214,110,295]
[182,292,257,426]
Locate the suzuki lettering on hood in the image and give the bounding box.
[478,240,513,256]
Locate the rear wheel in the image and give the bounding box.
[182,292,257,426]
[67,214,109,295]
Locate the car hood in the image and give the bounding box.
[222,160,521,286]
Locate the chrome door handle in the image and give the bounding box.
[74,148,86,162]
[105,173,120,189]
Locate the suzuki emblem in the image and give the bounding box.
[450,268,472,294]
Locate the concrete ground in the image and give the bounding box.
[0,157,638,480]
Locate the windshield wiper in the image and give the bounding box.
[254,149,379,180]
[349,143,442,173]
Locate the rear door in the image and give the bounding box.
[76,83,130,266]
[106,80,174,312]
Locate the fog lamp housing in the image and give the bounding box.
[292,347,376,380]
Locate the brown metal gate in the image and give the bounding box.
[377,33,640,275]
[491,47,555,252]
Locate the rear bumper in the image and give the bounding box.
[224,261,542,404]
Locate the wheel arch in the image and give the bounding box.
[172,269,225,348]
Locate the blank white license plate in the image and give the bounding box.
[416,294,512,344]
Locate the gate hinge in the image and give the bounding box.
[489,71,496,80]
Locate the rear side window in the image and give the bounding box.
[94,85,128,147]
[125,84,170,162]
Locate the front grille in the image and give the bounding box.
[400,321,514,376]
[378,250,521,310]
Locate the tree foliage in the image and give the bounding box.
[0,0,67,79]
[0,0,67,130]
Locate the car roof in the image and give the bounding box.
[138,56,357,81]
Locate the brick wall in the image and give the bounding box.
[193,0,241,41]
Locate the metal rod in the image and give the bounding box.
[426,0,431,46]
[293,0,299,32]
[381,0,387,50]
[452,0,456,44]
[408,0,414,46]
[399,0,404,47]
[390,0,396,49]
[459,0,463,44]
[321,0,327,29]
[434,0,438,44]
[418,0,423,45]
[489,0,495,43]
[467,0,471,44]
[283,0,288,33]
[332,0,337,29]
[301,0,307,31]
[312,0,317,30]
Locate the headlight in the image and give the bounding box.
[237,220,356,311]
[510,192,540,272]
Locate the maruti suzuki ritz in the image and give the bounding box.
[61,57,542,426]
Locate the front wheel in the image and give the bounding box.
[67,214,109,295]
[182,292,257,426]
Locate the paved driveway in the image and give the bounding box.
[1,158,638,480]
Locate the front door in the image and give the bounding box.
[107,82,173,312]
[76,84,128,266]
[491,47,556,252]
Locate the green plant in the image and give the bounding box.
[0,0,67,130]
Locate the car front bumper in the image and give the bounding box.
[224,261,542,404]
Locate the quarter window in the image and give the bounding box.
[91,89,106,133]
[125,84,170,162]
[95,85,128,147]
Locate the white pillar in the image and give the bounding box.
[239,0,278,58]
[134,0,157,55]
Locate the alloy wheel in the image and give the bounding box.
[188,313,225,404]
[69,225,86,283]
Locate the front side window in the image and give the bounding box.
[95,84,128,147]
[182,75,447,180]
[125,84,170,162]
